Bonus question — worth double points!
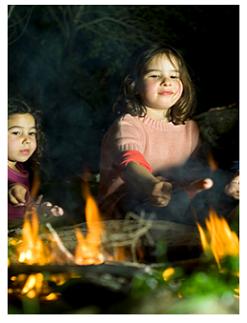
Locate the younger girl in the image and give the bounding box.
[8,99,63,227]
[99,44,225,223]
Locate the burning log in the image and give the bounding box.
[9,261,152,278]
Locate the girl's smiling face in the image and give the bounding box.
[138,53,183,119]
[8,113,37,164]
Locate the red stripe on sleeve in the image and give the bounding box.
[119,150,153,173]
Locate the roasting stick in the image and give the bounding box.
[46,222,75,263]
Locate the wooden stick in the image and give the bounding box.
[46,222,74,262]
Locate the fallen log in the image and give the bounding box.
[54,218,202,263]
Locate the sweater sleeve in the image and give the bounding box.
[102,114,153,173]
[119,150,153,172]
[114,114,144,153]
[113,115,153,171]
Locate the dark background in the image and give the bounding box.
[8,5,239,220]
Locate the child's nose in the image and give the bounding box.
[22,135,31,144]
[161,77,171,86]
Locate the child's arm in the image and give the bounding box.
[9,184,63,217]
[122,162,214,206]
[8,183,28,206]
[122,162,172,207]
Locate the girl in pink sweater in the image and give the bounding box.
[8,99,63,227]
[99,44,235,223]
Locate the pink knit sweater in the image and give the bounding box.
[8,163,30,220]
[99,114,200,214]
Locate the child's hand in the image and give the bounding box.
[150,179,172,207]
[40,201,64,217]
[185,178,214,199]
[8,183,28,206]
[224,174,239,200]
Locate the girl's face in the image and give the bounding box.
[138,53,183,117]
[8,113,37,164]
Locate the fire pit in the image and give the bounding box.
[8,189,239,314]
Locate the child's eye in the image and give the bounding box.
[149,74,160,78]
[29,132,37,136]
[170,75,179,79]
[11,131,21,136]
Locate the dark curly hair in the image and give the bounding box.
[114,44,196,125]
[8,98,44,165]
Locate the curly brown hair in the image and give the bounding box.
[114,44,196,125]
[8,98,44,165]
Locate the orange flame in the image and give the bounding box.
[197,209,239,267]
[11,183,107,303]
[21,273,44,298]
[16,182,106,266]
[15,272,60,300]
[74,184,105,265]
[17,208,51,265]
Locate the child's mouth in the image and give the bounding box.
[19,149,30,156]
[159,90,173,96]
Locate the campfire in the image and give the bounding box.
[8,184,239,314]
[8,186,152,308]
[196,208,239,269]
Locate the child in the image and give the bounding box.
[8,99,63,228]
[98,44,236,224]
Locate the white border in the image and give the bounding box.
[0,0,8,320]
[2,1,245,322]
